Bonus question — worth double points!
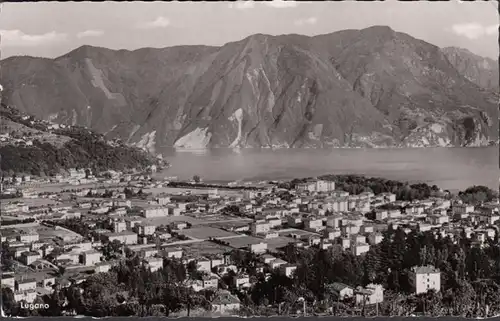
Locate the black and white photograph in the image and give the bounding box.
[0,0,499,318]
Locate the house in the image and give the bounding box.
[380,193,396,203]
[374,209,388,220]
[408,265,441,294]
[216,264,238,275]
[324,228,341,240]
[279,263,297,277]
[139,247,158,258]
[232,273,250,288]
[295,179,335,193]
[211,290,241,314]
[14,290,37,303]
[324,197,348,212]
[351,243,370,256]
[2,275,15,288]
[17,231,39,243]
[360,225,374,234]
[102,231,138,245]
[302,234,321,246]
[387,209,402,218]
[136,223,156,235]
[141,206,169,218]
[368,233,383,245]
[95,262,112,273]
[340,237,350,250]
[428,215,449,225]
[326,215,342,229]
[112,220,127,233]
[170,221,188,230]
[266,218,282,228]
[452,204,474,215]
[20,251,41,265]
[15,278,37,292]
[248,242,268,254]
[250,221,270,235]
[196,257,212,272]
[269,258,288,270]
[163,247,183,259]
[355,284,384,305]
[202,274,219,289]
[328,282,354,300]
[341,224,360,235]
[287,215,303,227]
[260,254,276,264]
[144,257,163,272]
[81,250,101,266]
[352,234,366,244]
[304,217,323,231]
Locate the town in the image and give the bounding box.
[1,168,499,317]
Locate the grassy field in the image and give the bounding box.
[223,235,266,249]
[35,225,84,242]
[179,226,239,239]
[142,215,205,226]
[2,197,56,207]
[264,236,299,251]
[181,240,233,257]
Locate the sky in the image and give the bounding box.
[0,0,498,60]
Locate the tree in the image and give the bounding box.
[192,175,201,183]
[1,287,19,316]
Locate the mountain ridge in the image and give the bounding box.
[1,26,498,151]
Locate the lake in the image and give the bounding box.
[155,147,499,191]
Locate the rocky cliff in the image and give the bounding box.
[1,26,497,151]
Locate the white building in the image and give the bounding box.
[356,284,384,305]
[248,242,267,254]
[211,290,241,314]
[144,257,163,272]
[142,206,169,218]
[17,231,39,243]
[279,264,297,277]
[103,231,138,245]
[250,221,270,235]
[163,247,183,259]
[20,251,41,265]
[368,233,383,245]
[113,220,127,233]
[81,250,101,266]
[295,179,335,193]
[408,265,441,294]
[351,243,370,256]
[137,224,156,235]
[304,217,323,231]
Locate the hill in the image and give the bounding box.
[0,26,498,150]
[0,104,165,176]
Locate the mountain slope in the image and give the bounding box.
[0,104,164,176]
[442,46,499,93]
[0,26,497,150]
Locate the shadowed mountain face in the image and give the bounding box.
[1,26,498,151]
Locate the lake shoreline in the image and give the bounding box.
[153,146,497,191]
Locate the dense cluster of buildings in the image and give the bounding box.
[1,173,498,315]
